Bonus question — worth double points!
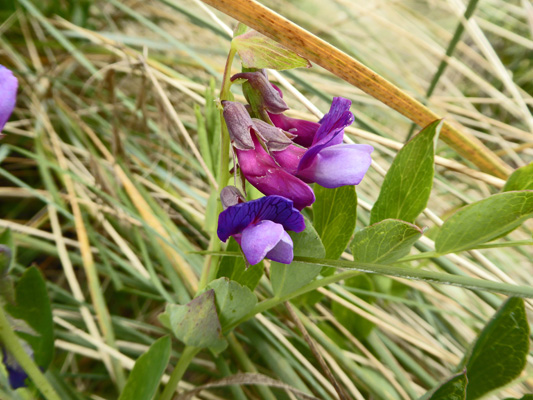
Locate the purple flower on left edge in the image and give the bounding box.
[0,65,18,134]
[217,193,305,266]
[272,97,374,188]
[2,342,33,389]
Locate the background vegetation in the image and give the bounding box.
[0,0,532,398]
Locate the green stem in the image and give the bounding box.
[197,44,238,293]
[224,270,358,333]
[159,346,200,400]
[0,306,61,400]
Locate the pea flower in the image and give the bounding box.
[271,97,373,188]
[217,191,305,265]
[2,341,33,389]
[222,100,315,210]
[0,65,18,135]
[231,70,320,147]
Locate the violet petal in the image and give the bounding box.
[241,220,284,265]
[2,345,31,389]
[217,194,306,242]
[312,97,354,146]
[265,230,293,264]
[298,144,373,188]
[0,66,18,132]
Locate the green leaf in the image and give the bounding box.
[217,237,264,291]
[0,230,14,274]
[425,371,467,400]
[271,218,326,297]
[232,30,311,70]
[289,256,533,298]
[332,275,376,340]
[463,297,529,400]
[118,336,171,400]
[159,290,227,352]
[351,219,423,264]
[5,267,54,370]
[435,191,533,254]
[206,277,257,329]
[370,120,442,224]
[195,103,213,175]
[503,163,533,191]
[313,185,357,259]
[205,78,220,174]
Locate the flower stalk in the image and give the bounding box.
[198,45,238,293]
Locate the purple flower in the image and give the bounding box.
[234,134,315,210]
[268,112,320,148]
[272,97,373,188]
[2,342,32,389]
[222,100,315,210]
[217,195,305,265]
[0,65,18,134]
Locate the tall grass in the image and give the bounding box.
[0,0,532,398]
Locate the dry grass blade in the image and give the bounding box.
[200,0,512,178]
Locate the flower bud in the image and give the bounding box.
[220,186,246,209]
[252,119,295,152]
[222,101,257,150]
[231,70,289,114]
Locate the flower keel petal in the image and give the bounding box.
[241,220,284,265]
[265,230,293,264]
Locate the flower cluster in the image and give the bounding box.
[218,70,373,266]
[0,65,18,137]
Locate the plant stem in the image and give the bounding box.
[0,306,61,400]
[198,45,237,293]
[159,346,200,400]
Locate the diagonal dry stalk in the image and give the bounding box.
[200,0,513,179]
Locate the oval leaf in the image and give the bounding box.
[435,191,533,254]
[271,218,325,298]
[206,277,257,329]
[370,120,442,224]
[313,185,357,259]
[232,30,311,70]
[6,267,54,370]
[118,336,171,400]
[159,290,227,352]
[503,163,533,191]
[351,219,423,264]
[464,297,529,400]
[423,371,467,400]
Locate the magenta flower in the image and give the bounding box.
[271,97,373,188]
[234,134,316,210]
[268,112,320,148]
[0,65,18,134]
[217,195,305,265]
[222,100,315,210]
